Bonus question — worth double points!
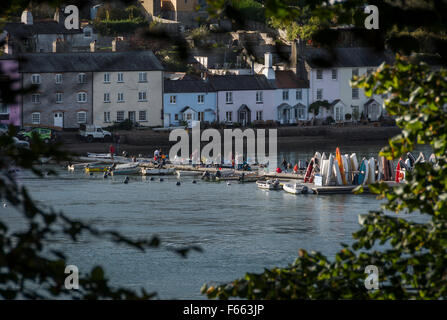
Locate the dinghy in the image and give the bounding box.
[325,154,334,185]
[333,160,343,185]
[283,183,312,195]
[256,179,281,190]
[358,158,369,185]
[111,163,140,175]
[367,157,376,184]
[84,162,111,173]
[141,167,174,175]
[176,170,202,177]
[335,148,347,185]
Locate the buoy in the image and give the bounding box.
[150,177,154,181]
[103,172,108,179]
[192,180,197,184]
[159,178,164,182]
[89,172,93,176]
[176,181,181,186]
[227,182,231,186]
[123,177,129,184]
[3,203,7,208]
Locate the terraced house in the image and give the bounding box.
[18,51,163,129]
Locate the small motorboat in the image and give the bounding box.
[111,163,140,175]
[176,170,202,177]
[84,162,111,173]
[256,179,281,190]
[283,183,311,194]
[141,167,174,175]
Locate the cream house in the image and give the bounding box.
[92,51,164,127]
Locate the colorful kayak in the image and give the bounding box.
[358,158,369,185]
[336,147,347,185]
[304,157,314,183]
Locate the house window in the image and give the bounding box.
[282,90,289,101]
[174,114,179,121]
[256,110,263,121]
[225,111,232,122]
[117,111,124,122]
[316,89,323,100]
[352,88,359,99]
[32,112,40,124]
[198,112,204,121]
[256,91,263,103]
[139,72,147,82]
[296,89,302,100]
[139,110,147,121]
[77,111,87,124]
[225,92,233,104]
[31,74,41,84]
[170,95,176,104]
[117,93,124,102]
[104,93,110,103]
[56,92,63,103]
[78,73,87,84]
[77,92,87,103]
[104,112,111,123]
[186,113,192,120]
[352,68,359,78]
[31,94,40,104]
[198,94,205,104]
[331,69,337,80]
[117,72,124,83]
[138,91,147,101]
[55,74,62,84]
[104,73,110,83]
[316,69,323,80]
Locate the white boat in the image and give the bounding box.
[283,183,311,194]
[256,179,281,190]
[176,170,202,177]
[141,167,174,175]
[111,163,140,175]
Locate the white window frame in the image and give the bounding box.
[352,87,359,100]
[225,111,232,122]
[283,90,289,101]
[77,92,87,103]
[117,72,124,83]
[225,92,233,104]
[117,93,124,103]
[55,74,63,84]
[170,95,176,104]
[316,69,323,80]
[138,91,147,102]
[31,74,41,84]
[104,111,111,123]
[116,111,124,122]
[256,110,263,121]
[139,110,147,122]
[31,93,40,104]
[296,89,302,100]
[78,73,87,84]
[256,91,263,103]
[139,72,147,83]
[198,94,205,104]
[316,89,323,100]
[31,112,40,124]
[77,111,87,124]
[104,73,110,83]
[56,92,63,103]
[104,93,110,103]
[331,69,337,80]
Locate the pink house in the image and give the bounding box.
[0,56,21,127]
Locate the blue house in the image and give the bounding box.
[163,79,217,127]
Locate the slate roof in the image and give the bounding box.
[4,21,82,37]
[16,51,164,73]
[208,74,276,91]
[303,47,393,68]
[164,79,215,93]
[275,70,309,89]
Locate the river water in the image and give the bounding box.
[2,143,432,299]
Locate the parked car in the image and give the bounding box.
[17,127,57,144]
[79,124,112,143]
[13,136,30,148]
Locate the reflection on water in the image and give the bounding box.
[1,144,433,299]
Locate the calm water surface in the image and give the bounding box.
[2,144,432,299]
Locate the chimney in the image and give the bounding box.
[111,37,128,52]
[21,9,33,25]
[52,38,67,53]
[262,52,275,80]
[54,8,63,24]
[292,38,306,80]
[90,40,97,52]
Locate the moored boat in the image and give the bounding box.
[141,167,174,175]
[111,163,140,175]
[283,183,311,194]
[256,179,281,190]
[84,162,111,173]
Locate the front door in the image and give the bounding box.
[240,111,246,126]
[53,112,63,128]
[163,113,171,127]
